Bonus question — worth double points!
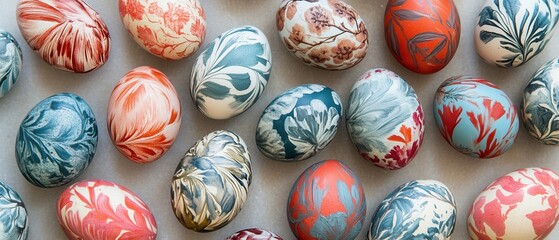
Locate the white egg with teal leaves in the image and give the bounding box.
[0,29,22,98]
[0,181,28,240]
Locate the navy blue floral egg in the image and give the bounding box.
[256,84,342,161]
[0,29,22,98]
[0,181,28,239]
[16,93,98,188]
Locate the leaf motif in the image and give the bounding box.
[409,32,445,44]
[502,0,521,21]
[393,9,429,20]
[480,30,504,44]
[478,6,496,26]
[386,21,401,60]
[389,0,406,7]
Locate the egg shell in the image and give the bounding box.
[107,66,181,164]
[475,0,559,68]
[0,29,22,98]
[226,228,283,240]
[118,0,206,60]
[256,84,342,161]
[276,0,368,70]
[0,181,28,240]
[521,58,559,145]
[57,179,157,239]
[16,93,98,188]
[467,168,559,239]
[288,159,366,240]
[384,0,461,74]
[171,130,252,232]
[346,68,424,170]
[433,76,519,158]
[190,25,272,120]
[368,180,456,240]
[16,0,110,73]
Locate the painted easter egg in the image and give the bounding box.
[522,58,559,145]
[475,0,559,67]
[384,0,461,74]
[368,180,456,240]
[190,25,272,120]
[276,0,368,70]
[119,0,206,60]
[346,68,424,170]
[0,30,22,98]
[16,93,98,188]
[227,228,283,240]
[256,84,342,162]
[107,66,181,164]
[468,168,559,239]
[433,76,519,158]
[172,130,251,232]
[16,0,110,73]
[288,160,366,240]
[57,179,157,239]
[0,182,28,240]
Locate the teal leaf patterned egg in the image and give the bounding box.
[0,29,22,98]
[0,181,28,240]
[190,25,272,120]
[171,130,251,232]
[16,93,98,188]
[256,84,342,161]
[346,69,424,170]
[368,180,457,240]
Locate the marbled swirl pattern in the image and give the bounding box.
[227,228,283,240]
[0,30,22,98]
[0,182,28,240]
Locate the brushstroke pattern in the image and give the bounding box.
[0,30,22,98]
[0,182,28,240]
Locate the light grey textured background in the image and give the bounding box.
[0,0,558,239]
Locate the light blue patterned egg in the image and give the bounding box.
[190,25,272,120]
[256,84,342,161]
[16,93,98,188]
[171,130,251,232]
[522,58,559,144]
[475,0,559,67]
[0,181,28,240]
[0,29,22,98]
[368,180,456,240]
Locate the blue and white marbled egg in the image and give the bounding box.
[256,84,342,161]
[0,29,22,98]
[0,181,28,240]
[171,130,251,232]
[16,93,98,188]
[368,180,456,240]
[190,25,272,120]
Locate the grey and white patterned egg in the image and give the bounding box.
[0,29,22,98]
[0,181,28,240]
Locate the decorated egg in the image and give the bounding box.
[172,130,251,232]
[468,168,559,239]
[16,93,98,188]
[475,0,559,67]
[0,29,22,98]
[276,0,368,70]
[190,25,272,120]
[119,0,206,60]
[368,180,456,239]
[16,0,110,73]
[227,228,283,240]
[521,58,559,144]
[433,76,519,158]
[108,66,181,164]
[0,181,28,240]
[346,68,424,170]
[256,84,342,161]
[384,0,461,74]
[288,160,366,240]
[57,179,157,239]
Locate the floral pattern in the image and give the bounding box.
[256,84,342,161]
[57,179,157,239]
[346,69,424,170]
[107,66,181,164]
[468,168,559,239]
[226,228,283,240]
[475,0,559,68]
[433,76,519,158]
[0,182,28,240]
[288,160,366,240]
[190,26,272,120]
[0,30,22,98]
[16,93,98,188]
[368,180,456,240]
[384,0,461,74]
[119,0,206,60]
[16,0,111,73]
[276,0,368,70]
[172,130,252,232]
